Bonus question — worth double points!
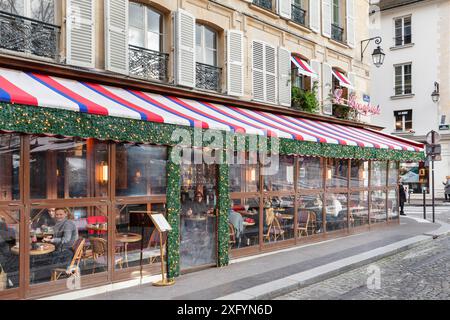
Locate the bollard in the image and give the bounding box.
[423,188,426,220]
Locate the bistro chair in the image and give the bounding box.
[228,222,236,248]
[297,209,316,237]
[89,237,123,273]
[142,228,162,264]
[51,238,85,281]
[264,208,285,242]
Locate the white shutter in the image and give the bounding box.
[322,0,332,38]
[322,63,333,115]
[278,47,291,107]
[175,10,196,88]
[252,41,265,102]
[348,72,356,95]
[227,30,244,97]
[278,0,291,19]
[265,44,277,104]
[105,0,128,75]
[310,0,320,33]
[311,60,321,108]
[346,0,355,47]
[66,0,95,68]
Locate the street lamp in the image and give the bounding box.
[361,36,386,67]
[431,82,440,103]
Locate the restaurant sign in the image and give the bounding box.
[333,89,381,116]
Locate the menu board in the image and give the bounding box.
[150,214,172,232]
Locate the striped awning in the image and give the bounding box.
[332,69,354,90]
[291,56,318,79]
[0,67,423,152]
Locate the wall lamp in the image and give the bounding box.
[361,36,386,68]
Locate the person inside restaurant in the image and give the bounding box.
[0,220,19,288]
[182,191,212,217]
[31,208,56,230]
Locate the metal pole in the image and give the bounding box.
[423,188,426,220]
[432,158,435,223]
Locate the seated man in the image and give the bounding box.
[228,209,244,246]
[0,231,19,288]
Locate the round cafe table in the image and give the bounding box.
[116,233,142,267]
[11,243,55,256]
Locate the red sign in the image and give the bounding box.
[333,89,381,116]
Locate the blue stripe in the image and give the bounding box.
[0,88,11,103]
[80,83,147,121]
[25,72,88,113]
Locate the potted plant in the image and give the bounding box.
[291,83,319,113]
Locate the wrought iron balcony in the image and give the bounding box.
[291,4,307,27]
[331,23,344,43]
[252,0,273,11]
[129,45,169,82]
[196,62,221,92]
[0,10,60,60]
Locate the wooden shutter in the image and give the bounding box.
[66,0,95,68]
[311,60,321,109]
[278,0,291,19]
[322,0,332,38]
[252,40,265,102]
[278,46,291,107]
[175,10,196,88]
[265,44,277,104]
[310,0,320,33]
[322,63,333,115]
[105,0,129,75]
[346,0,355,47]
[227,30,244,97]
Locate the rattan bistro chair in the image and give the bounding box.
[228,222,236,248]
[51,238,85,281]
[297,209,316,237]
[264,208,285,242]
[89,237,123,273]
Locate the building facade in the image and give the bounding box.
[370,0,450,197]
[0,0,423,299]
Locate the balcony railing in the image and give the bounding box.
[0,10,60,60]
[129,45,169,82]
[331,23,344,43]
[252,0,273,11]
[196,62,221,92]
[291,4,307,27]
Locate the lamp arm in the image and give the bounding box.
[360,36,383,61]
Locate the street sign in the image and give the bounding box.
[426,130,441,144]
[426,144,441,156]
[439,124,449,131]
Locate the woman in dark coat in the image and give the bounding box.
[399,183,407,216]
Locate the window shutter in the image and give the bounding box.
[346,0,355,47]
[175,10,196,88]
[310,60,321,108]
[278,47,291,107]
[278,0,291,19]
[322,0,332,38]
[105,0,129,75]
[310,0,320,33]
[66,0,95,68]
[348,72,356,95]
[322,63,333,115]
[265,44,277,104]
[227,30,244,97]
[252,41,265,102]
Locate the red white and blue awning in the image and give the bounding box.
[291,56,318,79]
[0,67,422,152]
[332,69,354,90]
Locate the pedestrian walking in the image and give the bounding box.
[399,182,407,216]
[442,177,450,201]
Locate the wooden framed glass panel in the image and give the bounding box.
[0,208,20,291]
[0,133,20,202]
[262,155,295,192]
[370,161,387,187]
[387,188,399,221]
[325,193,348,232]
[349,192,369,227]
[350,160,368,189]
[297,194,324,237]
[388,161,399,186]
[298,157,323,190]
[229,197,260,249]
[370,190,387,223]
[326,158,348,189]
[229,153,259,193]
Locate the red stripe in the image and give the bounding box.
[294,56,313,74]
[31,74,109,115]
[87,84,164,123]
[254,111,312,142]
[0,76,38,106]
[334,70,350,85]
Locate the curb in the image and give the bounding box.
[216,232,448,300]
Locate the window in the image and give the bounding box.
[128,2,163,52]
[332,0,340,25]
[292,0,308,26]
[196,24,217,67]
[331,0,344,42]
[394,16,412,47]
[0,0,55,23]
[394,110,413,132]
[291,56,312,92]
[394,63,412,95]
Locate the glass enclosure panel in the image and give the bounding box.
[0,209,20,290]
[180,162,217,269]
[114,203,165,270]
[388,189,399,221]
[349,192,369,227]
[116,144,167,197]
[229,153,259,193]
[388,161,399,186]
[263,155,295,192]
[298,157,323,189]
[229,198,260,249]
[350,160,368,188]
[263,195,295,243]
[371,161,387,187]
[325,193,348,232]
[29,206,107,285]
[326,158,348,188]
[370,190,387,223]
[297,194,324,237]
[0,134,20,201]
[30,137,108,199]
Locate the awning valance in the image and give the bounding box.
[291,56,318,79]
[0,67,423,154]
[332,69,354,90]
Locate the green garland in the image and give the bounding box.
[217,161,231,267]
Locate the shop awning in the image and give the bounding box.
[0,67,423,153]
[332,69,354,90]
[291,56,318,79]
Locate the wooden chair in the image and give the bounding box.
[264,208,285,242]
[51,238,85,281]
[228,222,236,248]
[89,237,123,273]
[297,210,316,237]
